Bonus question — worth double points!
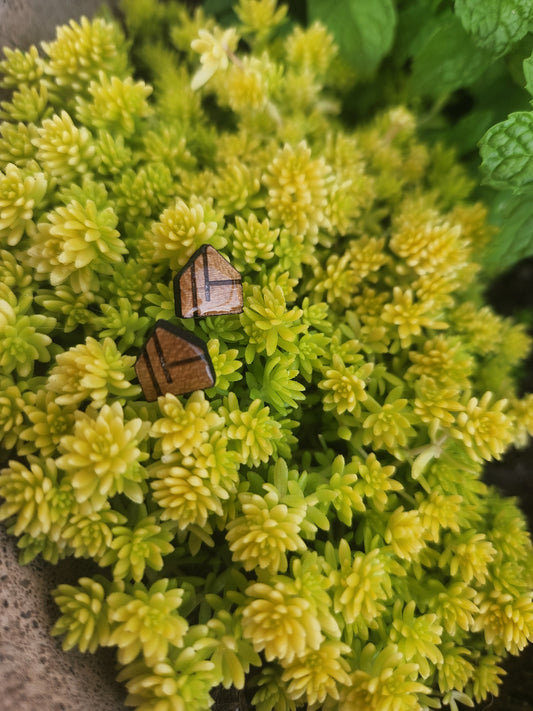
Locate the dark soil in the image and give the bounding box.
[478,448,533,711]
[482,443,533,711]
[478,258,533,711]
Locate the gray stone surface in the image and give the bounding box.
[0,0,119,51]
[0,524,127,711]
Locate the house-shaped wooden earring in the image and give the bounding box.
[135,320,215,401]
[174,245,243,319]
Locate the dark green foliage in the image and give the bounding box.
[307,0,396,76]
[304,0,533,272]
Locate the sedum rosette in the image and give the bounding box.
[0,2,532,711]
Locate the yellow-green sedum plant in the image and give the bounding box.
[1,1,533,709]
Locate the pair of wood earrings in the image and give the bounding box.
[135,245,243,401]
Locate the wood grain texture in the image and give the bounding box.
[174,245,243,318]
[135,320,215,400]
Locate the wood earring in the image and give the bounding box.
[174,244,243,319]
[136,245,242,399]
[135,319,215,401]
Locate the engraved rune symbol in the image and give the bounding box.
[135,320,215,401]
[174,244,243,318]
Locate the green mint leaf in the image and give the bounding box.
[484,190,533,271]
[524,52,533,97]
[479,111,533,190]
[307,0,396,75]
[393,0,443,65]
[455,0,533,58]
[410,12,491,97]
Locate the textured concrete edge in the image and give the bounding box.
[0,523,127,711]
[0,0,120,51]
